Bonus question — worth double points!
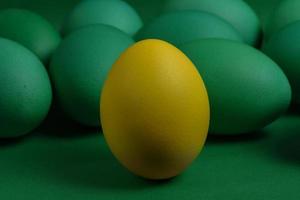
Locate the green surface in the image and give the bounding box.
[125,0,164,24]
[1,0,300,199]
[0,0,81,29]
[1,112,300,199]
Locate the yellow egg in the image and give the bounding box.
[100,39,209,180]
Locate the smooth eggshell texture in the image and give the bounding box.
[164,0,261,46]
[62,0,143,36]
[0,9,61,63]
[180,39,291,134]
[101,39,209,180]
[0,38,52,138]
[50,25,134,127]
[136,10,243,46]
[263,21,300,104]
[265,0,300,40]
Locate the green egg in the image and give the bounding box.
[265,0,300,40]
[50,24,134,127]
[263,21,300,104]
[180,39,291,134]
[62,0,143,36]
[0,38,52,138]
[0,9,61,63]
[136,10,243,46]
[164,0,261,46]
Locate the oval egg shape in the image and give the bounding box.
[100,39,210,180]
[136,10,243,46]
[0,9,61,63]
[62,0,143,36]
[263,21,300,104]
[180,39,291,134]
[164,0,261,46]
[50,24,134,127]
[0,38,52,138]
[265,0,300,40]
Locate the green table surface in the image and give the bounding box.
[1,0,299,199]
[2,110,300,200]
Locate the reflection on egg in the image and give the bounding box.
[180,39,291,134]
[101,39,209,180]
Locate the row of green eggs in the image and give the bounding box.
[0,0,297,179]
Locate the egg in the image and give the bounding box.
[263,21,300,104]
[180,39,291,134]
[136,10,243,47]
[62,0,143,36]
[265,0,300,40]
[50,24,134,127]
[100,39,209,180]
[0,38,52,138]
[0,9,61,63]
[163,0,261,46]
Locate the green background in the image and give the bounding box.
[1,0,300,199]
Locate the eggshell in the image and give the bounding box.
[100,39,209,180]
[136,10,243,46]
[263,21,300,104]
[62,0,143,36]
[0,9,61,63]
[164,0,261,46]
[265,0,300,40]
[0,38,52,138]
[50,25,134,126]
[180,39,291,134]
